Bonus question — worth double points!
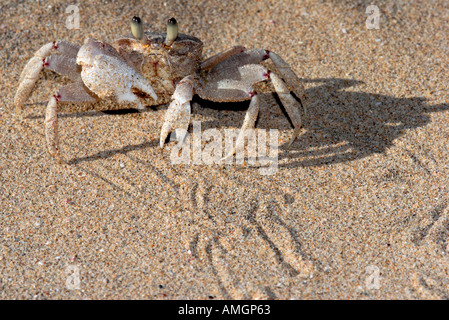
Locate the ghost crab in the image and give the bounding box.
[14,16,306,162]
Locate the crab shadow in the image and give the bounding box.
[27,77,448,167]
[196,77,448,168]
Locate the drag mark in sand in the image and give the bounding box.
[245,198,312,277]
[406,199,449,298]
[410,274,449,300]
[187,176,314,299]
[404,149,433,176]
[410,200,449,251]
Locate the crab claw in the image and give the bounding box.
[77,39,157,109]
[160,76,194,148]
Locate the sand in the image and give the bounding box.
[0,0,448,299]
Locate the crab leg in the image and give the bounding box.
[45,83,97,162]
[14,41,81,116]
[267,51,307,147]
[44,55,81,82]
[222,92,260,161]
[160,75,194,148]
[216,64,269,160]
[201,46,246,71]
[267,51,307,106]
[270,72,304,147]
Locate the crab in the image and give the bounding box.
[14,16,307,162]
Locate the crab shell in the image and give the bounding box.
[114,32,203,105]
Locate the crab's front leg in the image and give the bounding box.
[160,75,194,148]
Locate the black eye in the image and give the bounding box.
[132,16,141,24]
[168,17,177,25]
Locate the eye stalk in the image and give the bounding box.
[131,16,145,43]
[165,17,178,46]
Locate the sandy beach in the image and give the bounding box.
[1,0,448,299]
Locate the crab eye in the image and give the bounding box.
[131,16,144,41]
[165,17,178,46]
